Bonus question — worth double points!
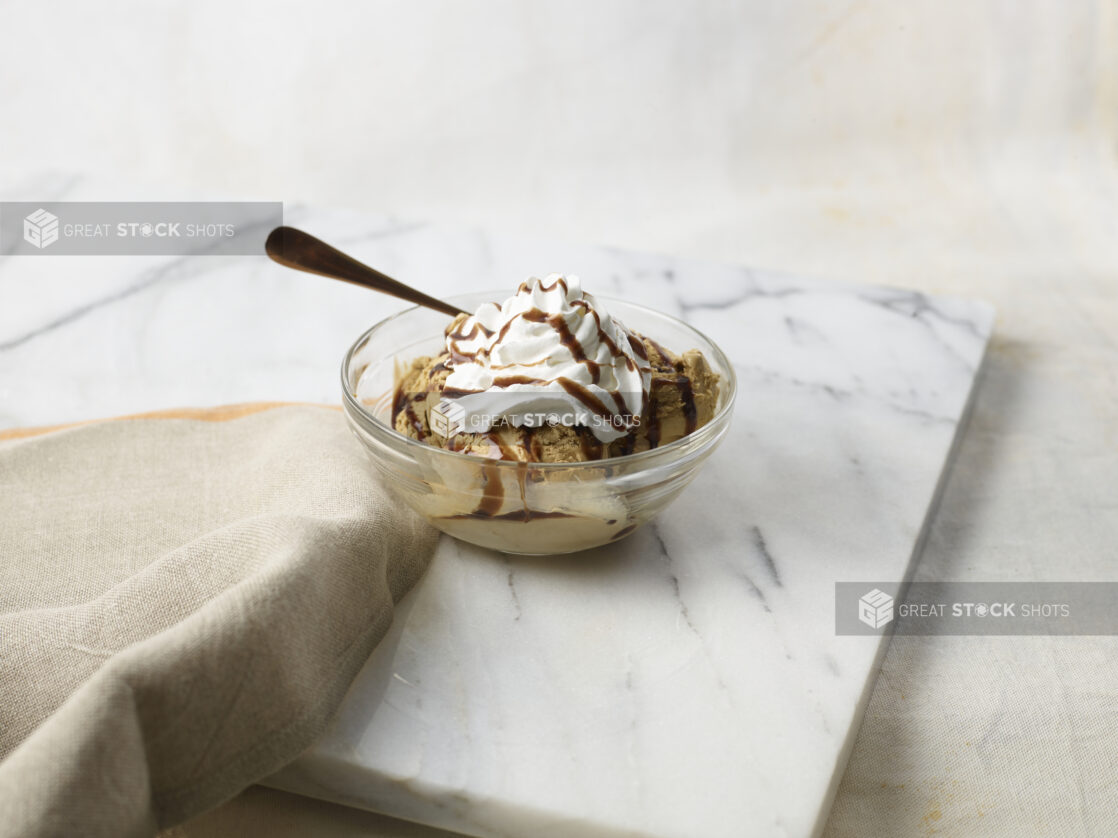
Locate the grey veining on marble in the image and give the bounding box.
[0,175,994,838]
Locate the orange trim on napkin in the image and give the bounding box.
[0,402,342,442]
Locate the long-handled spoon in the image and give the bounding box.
[265,225,468,318]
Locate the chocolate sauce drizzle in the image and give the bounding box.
[492,374,557,388]
[447,318,494,342]
[645,390,662,449]
[455,457,577,522]
[391,385,408,427]
[520,308,605,384]
[678,374,698,434]
[557,378,615,422]
[627,333,649,361]
[570,299,631,369]
[441,386,485,398]
[447,317,495,365]
[575,425,604,460]
[645,337,676,366]
[447,509,577,523]
[475,464,504,516]
[612,435,635,457]
[489,432,519,461]
[392,388,429,441]
[519,275,569,295]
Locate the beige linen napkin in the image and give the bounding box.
[0,404,438,838]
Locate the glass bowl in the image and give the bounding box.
[341,292,736,555]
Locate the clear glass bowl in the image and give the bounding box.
[341,292,737,555]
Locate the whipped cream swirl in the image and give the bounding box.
[442,275,652,442]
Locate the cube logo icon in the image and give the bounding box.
[858,588,894,629]
[429,399,465,437]
[24,209,60,249]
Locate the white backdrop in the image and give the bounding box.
[1,0,1114,268]
[4,2,1118,836]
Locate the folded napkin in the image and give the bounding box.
[0,404,438,838]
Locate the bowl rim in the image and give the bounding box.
[340,291,737,470]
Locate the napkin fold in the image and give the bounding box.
[0,404,438,838]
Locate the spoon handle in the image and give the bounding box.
[265,225,468,318]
